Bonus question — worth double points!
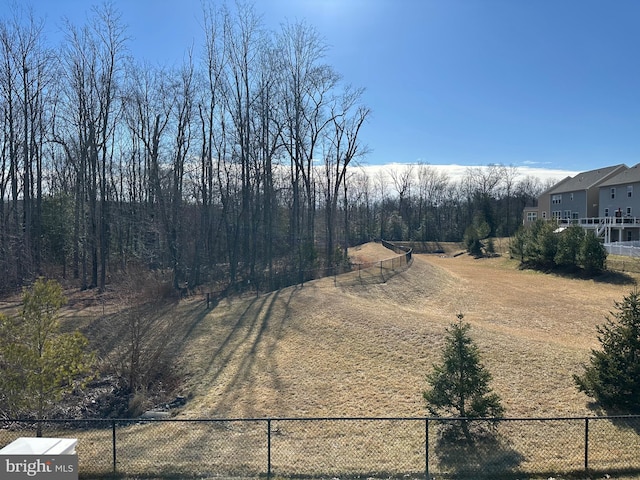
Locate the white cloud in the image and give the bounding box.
[351,162,578,183]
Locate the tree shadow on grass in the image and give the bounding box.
[591,269,637,285]
[586,401,640,435]
[517,262,637,285]
[433,427,524,479]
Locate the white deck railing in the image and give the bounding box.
[604,241,640,257]
[557,216,640,227]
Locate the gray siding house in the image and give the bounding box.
[547,164,626,220]
[523,163,640,244]
[523,176,571,226]
[523,165,626,226]
[598,163,640,218]
[597,163,640,242]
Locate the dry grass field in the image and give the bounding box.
[171,242,637,420]
[4,242,640,478]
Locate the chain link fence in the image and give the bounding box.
[2,416,640,479]
[334,243,413,288]
[203,241,413,305]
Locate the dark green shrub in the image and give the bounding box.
[574,289,640,412]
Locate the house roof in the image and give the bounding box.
[547,164,627,194]
[541,176,572,195]
[599,163,640,187]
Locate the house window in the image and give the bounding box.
[542,211,547,219]
[552,211,562,219]
[526,212,537,222]
[564,210,571,219]
[628,231,633,241]
[604,208,609,217]
[627,207,632,216]
[611,187,616,199]
[570,193,574,201]
[628,186,633,198]
[552,194,562,204]
[572,212,579,219]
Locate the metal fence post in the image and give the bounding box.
[425,418,429,480]
[584,417,589,472]
[112,419,117,474]
[267,418,272,479]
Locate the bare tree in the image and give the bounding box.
[498,164,520,236]
[0,15,22,286]
[60,4,126,290]
[123,60,181,284]
[171,57,195,288]
[390,164,414,237]
[416,163,450,241]
[196,2,227,284]
[0,6,52,286]
[278,20,339,273]
[374,169,390,239]
[221,2,265,285]
[323,85,369,262]
[251,39,284,288]
[463,164,505,236]
[347,169,374,244]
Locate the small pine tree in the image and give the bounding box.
[532,220,559,268]
[579,230,607,274]
[0,279,94,433]
[464,226,483,258]
[574,289,640,412]
[555,225,584,268]
[424,314,504,441]
[485,237,496,256]
[509,226,527,262]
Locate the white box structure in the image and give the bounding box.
[0,437,77,455]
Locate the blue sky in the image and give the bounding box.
[19,0,640,179]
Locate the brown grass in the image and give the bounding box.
[8,242,640,477]
[169,244,637,420]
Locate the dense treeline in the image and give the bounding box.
[0,3,550,295]
[510,222,607,274]
[347,163,550,246]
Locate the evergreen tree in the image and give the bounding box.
[512,221,607,275]
[424,314,504,441]
[555,225,584,268]
[485,237,496,256]
[509,226,527,263]
[0,279,94,433]
[464,226,483,258]
[530,220,558,268]
[574,289,640,412]
[464,214,491,257]
[579,230,607,274]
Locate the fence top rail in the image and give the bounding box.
[380,239,413,256]
[4,414,640,423]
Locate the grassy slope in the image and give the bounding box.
[162,242,638,419]
[5,243,640,478]
[6,242,632,420]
